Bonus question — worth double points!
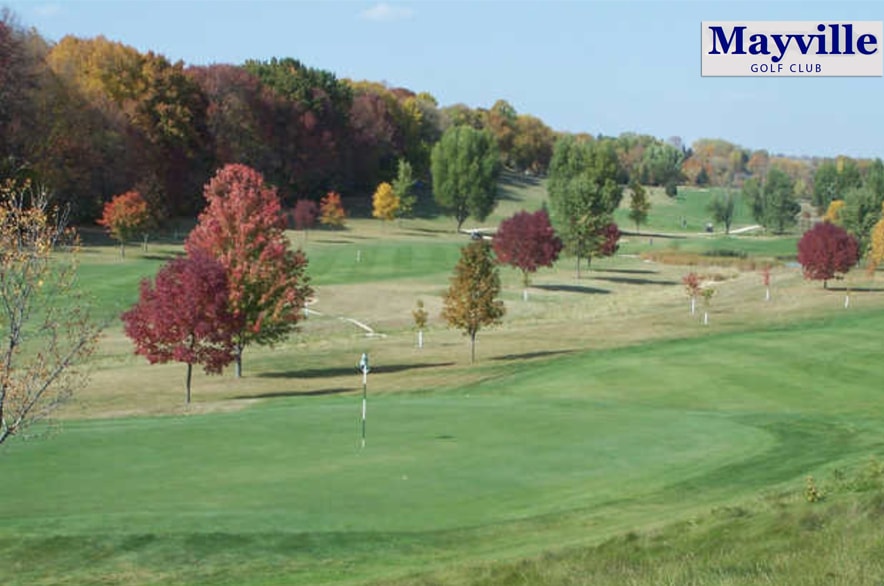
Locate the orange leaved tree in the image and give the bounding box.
[320,191,347,229]
[442,240,505,363]
[97,190,151,258]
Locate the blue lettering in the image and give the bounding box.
[709,26,746,55]
[844,24,855,55]
[748,34,769,56]
[709,23,879,63]
[770,35,792,63]
[858,33,879,55]
[829,24,842,55]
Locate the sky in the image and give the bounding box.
[3,0,884,159]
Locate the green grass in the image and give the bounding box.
[303,239,464,286]
[388,470,884,585]
[3,310,884,585]
[616,186,754,234]
[621,234,800,261]
[2,174,876,585]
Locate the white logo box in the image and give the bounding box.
[702,21,883,77]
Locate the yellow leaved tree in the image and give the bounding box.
[0,179,102,445]
[822,199,845,225]
[372,182,399,223]
[868,203,884,276]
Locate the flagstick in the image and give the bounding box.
[361,368,367,448]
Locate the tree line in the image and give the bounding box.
[0,13,559,224]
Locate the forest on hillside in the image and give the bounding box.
[1,10,880,225]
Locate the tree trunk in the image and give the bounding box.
[185,362,192,404]
[142,233,149,252]
[418,329,423,349]
[765,287,771,301]
[704,311,709,326]
[235,345,243,378]
[523,289,528,302]
[824,279,828,289]
[691,296,696,315]
[470,332,476,364]
[845,294,850,309]
[119,242,125,259]
[575,256,581,280]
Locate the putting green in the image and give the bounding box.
[2,394,769,537]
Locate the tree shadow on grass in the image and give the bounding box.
[593,268,658,275]
[142,252,185,262]
[534,284,610,295]
[311,239,357,245]
[492,349,575,362]
[826,286,884,293]
[231,387,354,400]
[258,362,455,379]
[593,276,679,286]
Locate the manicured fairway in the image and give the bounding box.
[2,309,883,585]
[304,239,464,286]
[614,186,754,235]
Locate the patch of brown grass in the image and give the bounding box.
[640,250,774,271]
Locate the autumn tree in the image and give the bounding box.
[628,182,650,233]
[431,125,501,231]
[291,199,319,235]
[596,222,621,259]
[372,181,400,223]
[701,287,715,326]
[442,240,505,363]
[0,180,101,446]
[707,190,736,234]
[492,209,563,300]
[683,272,701,315]
[412,299,428,349]
[511,114,555,173]
[822,199,845,225]
[122,252,241,403]
[320,191,346,229]
[797,222,860,289]
[392,158,416,219]
[484,99,517,164]
[185,164,312,377]
[868,204,884,275]
[97,190,151,258]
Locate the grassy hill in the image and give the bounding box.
[1,175,882,585]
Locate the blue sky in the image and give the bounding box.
[3,0,883,159]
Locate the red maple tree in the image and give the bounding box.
[797,222,860,288]
[97,190,151,258]
[596,221,621,259]
[292,199,319,232]
[492,209,563,290]
[185,164,312,377]
[683,271,702,315]
[122,252,242,403]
